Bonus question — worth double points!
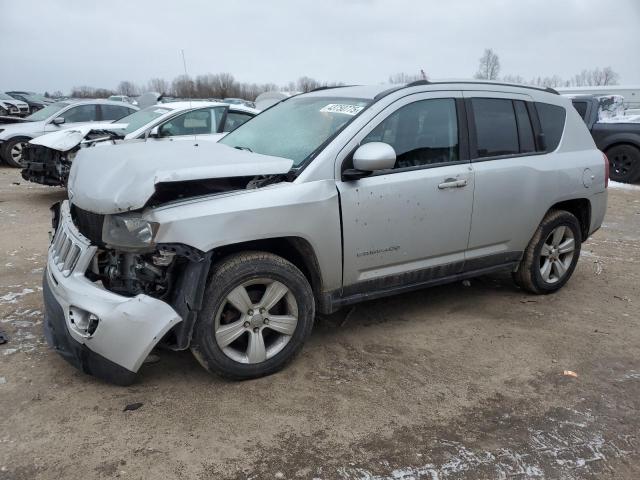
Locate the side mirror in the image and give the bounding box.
[52,117,65,125]
[343,142,396,181]
[536,132,547,151]
[148,126,160,138]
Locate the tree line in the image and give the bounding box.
[474,48,619,87]
[64,75,346,100]
[55,50,620,100]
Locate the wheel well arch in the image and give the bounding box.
[211,236,324,301]
[548,198,591,240]
[603,141,640,154]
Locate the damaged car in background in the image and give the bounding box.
[0,99,138,167]
[21,101,258,186]
[0,92,30,117]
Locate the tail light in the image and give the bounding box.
[602,151,609,188]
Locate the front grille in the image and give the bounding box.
[71,206,105,245]
[50,223,82,276]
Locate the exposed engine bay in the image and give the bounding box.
[89,248,178,299]
[22,130,124,186]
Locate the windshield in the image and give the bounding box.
[115,106,172,135]
[220,96,370,166]
[25,101,70,121]
[0,93,15,100]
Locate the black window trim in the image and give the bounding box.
[466,97,549,163]
[341,97,470,178]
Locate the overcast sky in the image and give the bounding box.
[1,0,639,93]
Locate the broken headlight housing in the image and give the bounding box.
[102,213,159,249]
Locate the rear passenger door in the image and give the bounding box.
[463,92,547,268]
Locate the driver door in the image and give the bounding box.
[336,91,475,291]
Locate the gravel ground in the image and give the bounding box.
[0,166,639,480]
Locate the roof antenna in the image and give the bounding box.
[181,49,197,144]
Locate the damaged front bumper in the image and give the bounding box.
[21,144,72,187]
[43,201,182,385]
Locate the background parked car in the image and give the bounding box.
[108,95,139,106]
[0,92,30,117]
[21,101,259,185]
[6,91,54,113]
[568,94,640,183]
[0,99,138,167]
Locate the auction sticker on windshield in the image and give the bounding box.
[320,104,365,115]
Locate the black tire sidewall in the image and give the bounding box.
[608,145,640,183]
[529,213,582,293]
[192,254,315,379]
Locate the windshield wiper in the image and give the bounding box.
[234,146,253,152]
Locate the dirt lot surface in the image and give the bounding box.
[0,165,639,480]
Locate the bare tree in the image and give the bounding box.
[171,74,195,98]
[147,78,169,94]
[117,81,139,96]
[502,74,525,85]
[296,76,321,93]
[71,86,114,98]
[475,48,500,80]
[571,67,620,87]
[388,72,423,84]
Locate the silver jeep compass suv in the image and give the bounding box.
[43,80,608,384]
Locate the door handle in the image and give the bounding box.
[438,178,468,189]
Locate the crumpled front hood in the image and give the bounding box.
[67,140,293,214]
[29,123,127,151]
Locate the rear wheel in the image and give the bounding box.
[607,144,640,183]
[1,137,31,168]
[191,251,315,380]
[513,210,582,294]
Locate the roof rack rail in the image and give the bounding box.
[401,80,559,95]
[405,80,431,87]
[308,85,357,93]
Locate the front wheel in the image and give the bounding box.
[191,251,315,380]
[1,137,31,168]
[513,210,582,294]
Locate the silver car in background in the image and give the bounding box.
[43,80,607,385]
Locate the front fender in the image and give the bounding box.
[146,180,343,292]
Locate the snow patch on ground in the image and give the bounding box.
[0,288,35,304]
[609,181,640,191]
[336,408,632,480]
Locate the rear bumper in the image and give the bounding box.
[43,200,183,384]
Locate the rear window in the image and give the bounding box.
[535,102,566,151]
[471,98,519,158]
[571,101,588,120]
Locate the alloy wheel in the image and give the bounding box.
[214,278,298,364]
[539,225,576,284]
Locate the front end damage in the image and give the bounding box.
[42,141,295,384]
[22,144,78,186]
[44,201,211,385]
[22,126,125,186]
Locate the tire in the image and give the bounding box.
[191,251,315,380]
[1,137,31,168]
[513,210,582,294]
[607,144,640,184]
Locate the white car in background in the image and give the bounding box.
[0,92,30,117]
[22,101,259,186]
[107,95,139,106]
[0,99,138,167]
